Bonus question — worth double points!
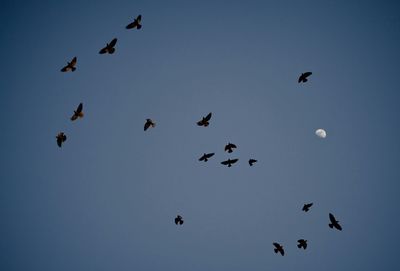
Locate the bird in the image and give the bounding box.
[175,215,184,225]
[56,132,67,147]
[221,158,238,167]
[298,72,312,83]
[61,57,77,72]
[199,153,215,162]
[224,142,237,153]
[144,119,156,131]
[329,213,342,231]
[99,38,118,54]
[248,159,257,166]
[297,239,308,249]
[273,242,284,256]
[197,112,212,127]
[70,103,84,121]
[126,15,142,29]
[302,203,313,212]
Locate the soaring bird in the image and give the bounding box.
[297,239,308,249]
[273,242,284,256]
[298,72,312,83]
[248,159,257,166]
[221,158,238,167]
[329,213,342,231]
[197,112,212,127]
[56,132,67,147]
[61,57,77,72]
[224,142,237,153]
[199,153,215,162]
[175,215,184,225]
[144,119,156,131]
[302,203,313,212]
[70,103,84,121]
[99,38,118,54]
[126,15,142,29]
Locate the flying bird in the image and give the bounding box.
[248,159,257,166]
[56,132,67,147]
[126,15,142,29]
[70,103,84,121]
[273,242,284,256]
[199,153,215,162]
[221,158,238,167]
[175,215,184,225]
[302,203,313,212]
[224,143,237,153]
[197,112,212,127]
[297,239,308,249]
[144,119,156,131]
[61,57,77,72]
[99,38,118,54]
[298,72,312,83]
[329,213,342,231]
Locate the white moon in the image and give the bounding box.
[315,129,327,138]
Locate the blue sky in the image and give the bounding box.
[1,1,400,270]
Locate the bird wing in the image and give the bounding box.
[76,103,83,113]
[230,143,237,148]
[99,46,108,54]
[329,213,336,223]
[144,121,151,131]
[230,159,238,164]
[224,145,229,151]
[204,112,212,121]
[57,137,62,147]
[221,160,229,165]
[199,154,206,161]
[280,249,284,256]
[303,72,312,77]
[136,15,142,22]
[126,21,137,29]
[61,65,68,72]
[298,74,304,83]
[70,57,77,66]
[109,38,117,47]
[206,153,215,158]
[71,114,78,121]
[335,223,342,231]
[197,120,204,126]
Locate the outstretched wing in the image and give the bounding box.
[206,153,215,158]
[204,112,212,121]
[76,103,83,113]
[126,21,138,29]
[335,223,342,231]
[230,159,238,164]
[57,137,62,147]
[221,160,229,165]
[99,46,108,54]
[197,120,204,126]
[70,57,77,66]
[199,154,206,161]
[136,15,142,22]
[303,72,312,78]
[144,121,151,131]
[109,38,117,47]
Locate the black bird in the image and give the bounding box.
[144,119,156,131]
[273,242,284,256]
[329,213,342,231]
[297,239,308,249]
[298,72,312,83]
[197,112,212,127]
[99,38,118,54]
[221,158,238,167]
[175,215,184,225]
[248,159,257,166]
[61,57,77,72]
[126,15,142,29]
[56,132,67,147]
[199,153,215,162]
[70,103,84,121]
[224,142,237,153]
[302,203,313,212]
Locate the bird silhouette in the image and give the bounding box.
[224,142,237,153]
[56,132,67,147]
[99,38,118,54]
[126,15,142,29]
[70,103,84,121]
[297,239,308,249]
[175,215,184,225]
[199,153,215,162]
[221,158,238,167]
[302,203,313,212]
[61,57,77,72]
[329,213,342,231]
[248,159,257,166]
[298,72,312,83]
[197,112,212,127]
[273,242,284,256]
[144,119,156,131]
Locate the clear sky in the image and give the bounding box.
[1,0,400,270]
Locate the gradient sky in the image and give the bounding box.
[1,0,400,270]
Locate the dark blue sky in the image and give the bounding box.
[1,1,400,270]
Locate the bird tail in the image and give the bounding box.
[228,149,232,153]
[71,67,76,72]
[329,223,333,228]
[297,244,301,248]
[204,158,208,162]
[137,24,142,29]
[228,164,232,167]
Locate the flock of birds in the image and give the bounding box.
[55,14,342,257]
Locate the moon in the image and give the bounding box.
[315,129,327,138]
